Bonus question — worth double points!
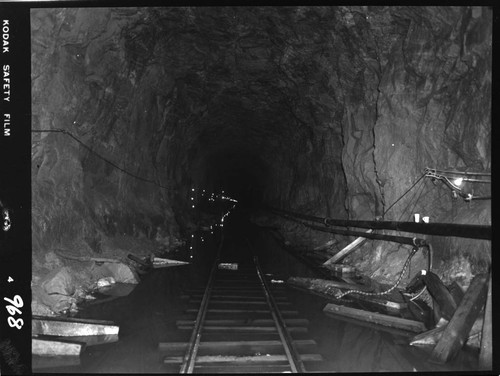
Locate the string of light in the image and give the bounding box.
[187,186,238,259]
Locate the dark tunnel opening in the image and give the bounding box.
[201,150,270,208]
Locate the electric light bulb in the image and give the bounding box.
[453,177,463,186]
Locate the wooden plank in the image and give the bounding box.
[323,303,426,333]
[184,289,280,295]
[152,257,189,268]
[214,279,260,284]
[478,274,492,370]
[32,315,115,325]
[186,308,299,315]
[32,317,119,336]
[409,326,446,347]
[32,337,85,356]
[158,339,316,353]
[422,272,457,320]
[184,294,287,301]
[323,229,373,265]
[410,320,483,347]
[430,273,489,364]
[189,299,292,306]
[164,353,322,364]
[55,333,119,346]
[188,289,286,296]
[323,312,415,338]
[178,325,308,333]
[176,318,308,327]
[194,364,292,373]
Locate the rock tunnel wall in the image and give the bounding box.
[31,6,491,293]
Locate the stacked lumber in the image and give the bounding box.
[323,303,426,334]
[32,316,120,370]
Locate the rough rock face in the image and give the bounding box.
[31,6,490,293]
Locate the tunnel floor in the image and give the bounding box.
[34,212,480,373]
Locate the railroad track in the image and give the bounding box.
[159,249,325,373]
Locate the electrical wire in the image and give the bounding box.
[336,246,418,299]
[404,179,428,222]
[396,178,426,222]
[32,128,175,191]
[383,172,427,218]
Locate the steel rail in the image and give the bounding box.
[253,255,306,373]
[179,235,223,373]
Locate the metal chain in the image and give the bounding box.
[336,247,418,299]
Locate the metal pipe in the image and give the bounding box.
[427,168,491,176]
[285,215,427,246]
[268,207,491,240]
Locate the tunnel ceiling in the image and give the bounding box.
[32,6,491,284]
[152,6,338,186]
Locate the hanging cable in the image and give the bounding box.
[403,178,428,222]
[383,172,427,218]
[396,177,426,222]
[32,129,175,191]
[336,246,419,299]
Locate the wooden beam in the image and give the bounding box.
[478,274,492,370]
[185,308,299,315]
[177,325,308,333]
[32,316,119,337]
[192,364,292,373]
[323,303,426,333]
[430,273,489,364]
[188,299,292,306]
[182,294,288,301]
[410,326,446,346]
[410,320,483,347]
[158,339,316,353]
[176,318,308,327]
[58,334,119,346]
[32,337,85,356]
[422,272,457,321]
[164,353,322,364]
[323,229,373,265]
